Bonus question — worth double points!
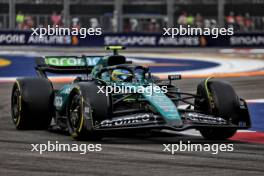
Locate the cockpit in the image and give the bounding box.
[99,65,150,83]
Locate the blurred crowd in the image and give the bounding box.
[225,12,254,32]
[15,11,100,30]
[123,12,218,33]
[176,12,219,29]
[16,11,34,30]
[14,11,263,33]
[16,11,63,29]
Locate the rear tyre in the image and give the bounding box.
[11,78,53,130]
[195,80,239,140]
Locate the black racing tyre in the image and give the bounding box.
[67,82,110,140]
[11,78,53,130]
[195,80,239,140]
[199,128,237,140]
[80,81,111,122]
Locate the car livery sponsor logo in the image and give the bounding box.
[54,96,63,107]
[45,56,102,67]
[45,57,81,66]
[99,113,154,127]
[182,112,227,124]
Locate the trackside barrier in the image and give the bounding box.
[0,30,264,47]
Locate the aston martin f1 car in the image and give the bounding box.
[11,46,251,140]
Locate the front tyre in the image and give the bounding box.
[199,128,237,140]
[67,89,101,141]
[195,80,239,140]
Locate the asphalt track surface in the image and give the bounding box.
[0,76,264,176]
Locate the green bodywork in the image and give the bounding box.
[51,55,182,125]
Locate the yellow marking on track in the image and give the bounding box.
[0,58,11,67]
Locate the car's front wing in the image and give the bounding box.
[92,111,251,132]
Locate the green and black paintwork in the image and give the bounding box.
[11,46,251,140]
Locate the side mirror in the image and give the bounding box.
[168,74,181,80]
[168,74,181,84]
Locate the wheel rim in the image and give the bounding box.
[69,94,82,131]
[11,85,21,125]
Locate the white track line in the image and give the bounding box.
[246,99,264,103]
[220,49,264,54]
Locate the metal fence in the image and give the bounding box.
[0,0,264,32]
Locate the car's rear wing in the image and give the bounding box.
[35,56,102,78]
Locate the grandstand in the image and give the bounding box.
[0,0,263,32]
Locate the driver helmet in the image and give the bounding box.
[111,69,133,82]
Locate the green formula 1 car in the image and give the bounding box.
[11,46,251,140]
